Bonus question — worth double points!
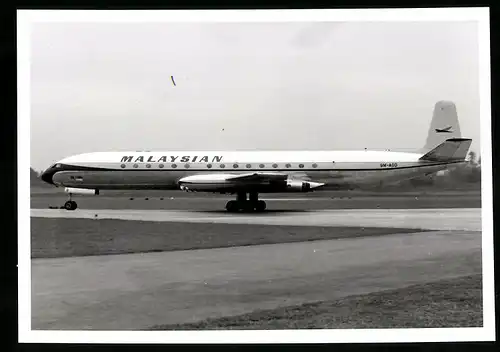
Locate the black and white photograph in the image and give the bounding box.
[18,8,494,343]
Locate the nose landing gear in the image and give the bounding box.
[63,193,77,210]
[64,200,77,210]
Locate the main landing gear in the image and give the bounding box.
[225,192,266,213]
[64,193,77,210]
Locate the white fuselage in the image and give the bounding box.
[44,150,460,193]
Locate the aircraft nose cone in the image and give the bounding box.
[41,168,54,185]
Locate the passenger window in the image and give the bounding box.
[159,164,164,168]
[146,164,151,168]
[184,164,190,169]
[272,163,278,168]
[172,164,177,168]
[220,164,225,168]
[259,164,265,168]
[312,163,318,168]
[299,164,304,168]
[133,164,138,168]
[246,164,252,168]
[233,164,239,168]
[285,164,291,168]
[207,164,212,168]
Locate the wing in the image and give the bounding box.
[225,172,288,182]
[178,172,323,193]
[178,172,288,186]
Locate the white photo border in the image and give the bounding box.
[18,7,494,344]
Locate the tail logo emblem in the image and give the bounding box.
[435,126,453,133]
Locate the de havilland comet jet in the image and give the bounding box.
[40,101,472,212]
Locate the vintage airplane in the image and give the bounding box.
[435,126,453,133]
[40,101,471,212]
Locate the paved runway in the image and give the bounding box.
[32,229,481,330]
[31,209,481,330]
[30,207,483,330]
[31,208,481,231]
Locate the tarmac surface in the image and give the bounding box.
[30,192,481,211]
[31,207,482,330]
[31,208,481,231]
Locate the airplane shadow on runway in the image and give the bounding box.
[192,209,312,215]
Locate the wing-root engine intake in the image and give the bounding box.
[177,174,324,193]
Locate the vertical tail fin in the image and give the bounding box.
[422,101,462,152]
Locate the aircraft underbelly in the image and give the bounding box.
[323,164,448,185]
[51,163,449,191]
[52,171,181,190]
[308,165,448,187]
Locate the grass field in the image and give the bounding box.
[150,274,482,330]
[31,218,426,258]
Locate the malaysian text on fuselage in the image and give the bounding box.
[121,155,223,163]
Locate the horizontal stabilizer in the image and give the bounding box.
[419,138,472,162]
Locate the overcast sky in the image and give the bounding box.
[29,20,481,171]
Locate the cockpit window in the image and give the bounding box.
[54,164,61,168]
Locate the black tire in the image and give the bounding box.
[225,201,239,212]
[239,200,255,213]
[255,200,266,212]
[64,201,74,210]
[70,201,78,210]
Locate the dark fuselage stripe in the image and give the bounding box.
[50,161,461,175]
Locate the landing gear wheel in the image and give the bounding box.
[225,200,239,212]
[226,193,268,212]
[255,200,266,212]
[64,200,77,210]
[240,202,255,213]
